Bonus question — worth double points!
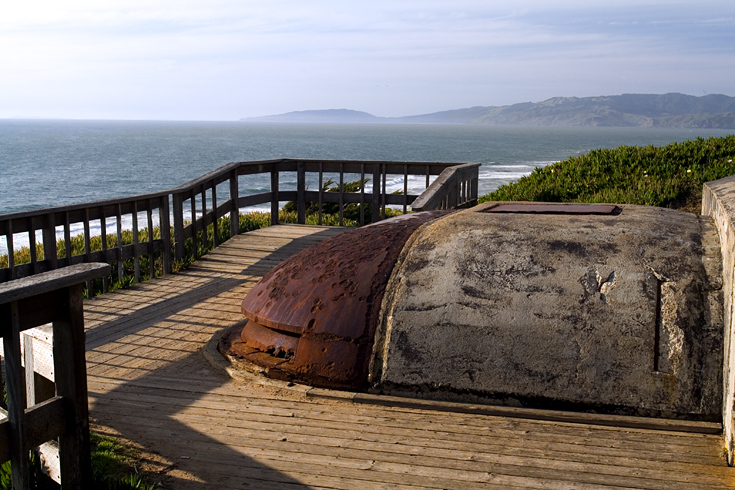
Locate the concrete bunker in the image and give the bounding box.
[225,202,724,420]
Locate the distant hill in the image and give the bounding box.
[242,93,735,129]
[241,109,380,123]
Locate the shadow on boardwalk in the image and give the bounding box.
[85,226,348,489]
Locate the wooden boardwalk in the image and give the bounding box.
[83,225,735,489]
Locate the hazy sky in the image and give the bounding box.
[2,1,734,120]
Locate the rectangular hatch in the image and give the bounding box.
[483,203,620,215]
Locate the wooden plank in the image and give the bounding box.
[29,217,38,275]
[67,415,735,490]
[0,263,110,304]
[211,184,219,248]
[173,192,186,262]
[190,189,198,259]
[88,394,727,473]
[24,333,35,405]
[147,200,154,280]
[270,170,279,225]
[159,196,172,275]
[297,161,306,224]
[116,204,124,282]
[132,200,140,283]
[229,172,239,239]
[88,389,723,461]
[314,391,722,435]
[39,440,61,484]
[0,396,67,463]
[42,214,57,271]
[53,284,92,489]
[4,300,29,488]
[86,375,722,453]
[100,212,109,292]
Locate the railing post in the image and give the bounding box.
[338,163,344,226]
[42,214,57,271]
[297,161,306,224]
[5,300,30,489]
[190,189,198,259]
[381,163,387,220]
[53,283,92,489]
[6,219,15,280]
[318,162,324,225]
[359,164,365,226]
[211,183,219,247]
[201,186,208,251]
[100,211,109,292]
[229,170,240,237]
[28,217,38,275]
[403,164,408,215]
[372,164,381,223]
[173,192,185,262]
[470,174,479,207]
[146,200,155,279]
[270,167,280,226]
[160,196,172,275]
[115,205,123,282]
[132,201,141,283]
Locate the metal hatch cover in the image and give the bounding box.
[483,203,620,215]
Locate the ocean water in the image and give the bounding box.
[1,119,732,252]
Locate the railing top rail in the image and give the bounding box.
[0,262,109,305]
[0,189,172,222]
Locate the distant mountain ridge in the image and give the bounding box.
[241,93,735,129]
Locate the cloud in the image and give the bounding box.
[1,1,734,119]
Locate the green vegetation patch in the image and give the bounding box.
[480,135,735,213]
[0,432,159,490]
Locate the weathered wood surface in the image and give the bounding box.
[83,225,735,489]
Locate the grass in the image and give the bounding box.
[0,433,159,490]
[89,433,160,490]
[479,135,735,213]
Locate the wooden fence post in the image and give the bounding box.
[160,196,172,274]
[172,192,185,262]
[5,301,30,489]
[372,164,381,223]
[297,161,306,224]
[53,283,92,489]
[42,214,57,272]
[229,171,240,238]
[270,168,279,226]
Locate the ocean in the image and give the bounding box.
[1,119,732,252]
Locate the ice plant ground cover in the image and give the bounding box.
[481,135,735,213]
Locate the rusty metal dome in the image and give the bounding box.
[229,211,451,389]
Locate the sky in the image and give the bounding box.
[1,1,734,120]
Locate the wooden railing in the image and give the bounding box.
[410,163,481,212]
[1,263,109,489]
[0,159,479,285]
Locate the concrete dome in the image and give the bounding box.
[229,202,724,420]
